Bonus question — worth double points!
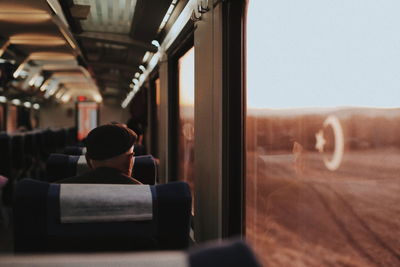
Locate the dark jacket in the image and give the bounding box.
[56,167,141,184]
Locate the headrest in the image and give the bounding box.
[64,146,86,155]
[132,155,157,185]
[46,154,82,182]
[60,184,153,223]
[46,153,156,185]
[14,179,191,252]
[0,252,188,267]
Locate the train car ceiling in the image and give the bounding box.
[0,0,189,106]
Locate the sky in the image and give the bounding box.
[247,0,400,109]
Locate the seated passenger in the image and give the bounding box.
[56,124,141,184]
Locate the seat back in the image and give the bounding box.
[46,154,83,182]
[11,134,24,170]
[0,133,11,177]
[188,240,262,267]
[46,154,157,185]
[14,179,191,252]
[63,146,86,155]
[131,155,157,185]
[2,241,261,267]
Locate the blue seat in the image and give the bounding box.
[11,134,24,171]
[46,154,157,185]
[14,179,191,252]
[132,155,157,185]
[63,146,86,155]
[46,154,84,182]
[1,240,261,267]
[0,133,11,178]
[188,240,261,267]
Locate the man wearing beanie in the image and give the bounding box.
[57,124,141,184]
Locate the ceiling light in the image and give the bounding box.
[29,52,75,60]
[134,72,140,78]
[121,91,136,108]
[0,13,51,23]
[33,103,40,110]
[59,27,77,50]
[10,34,66,46]
[139,65,146,72]
[132,79,139,85]
[0,96,6,103]
[157,0,178,33]
[23,101,31,108]
[11,99,21,106]
[28,73,40,86]
[61,94,70,103]
[0,39,10,57]
[151,40,160,48]
[34,76,44,88]
[142,51,151,63]
[40,79,51,91]
[13,58,29,78]
[93,94,102,103]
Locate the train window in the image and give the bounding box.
[246,1,400,266]
[76,102,98,141]
[177,47,195,191]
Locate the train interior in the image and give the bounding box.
[1,0,400,266]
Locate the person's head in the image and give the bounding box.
[85,123,137,176]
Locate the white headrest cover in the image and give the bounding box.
[60,184,153,223]
[0,252,188,267]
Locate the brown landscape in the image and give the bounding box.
[246,108,400,267]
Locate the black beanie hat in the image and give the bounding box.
[85,124,137,160]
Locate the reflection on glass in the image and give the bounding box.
[246,1,400,266]
[178,47,195,193]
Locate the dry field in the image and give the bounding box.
[246,148,400,267]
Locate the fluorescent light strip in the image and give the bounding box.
[13,57,30,78]
[157,0,179,34]
[59,27,77,49]
[121,0,197,108]
[23,102,32,108]
[28,73,40,86]
[40,79,52,91]
[142,51,151,63]
[0,39,10,57]
[11,99,21,106]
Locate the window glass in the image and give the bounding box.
[246,1,400,266]
[77,102,98,141]
[178,47,195,192]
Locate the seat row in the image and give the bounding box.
[0,127,78,205]
[46,153,157,185]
